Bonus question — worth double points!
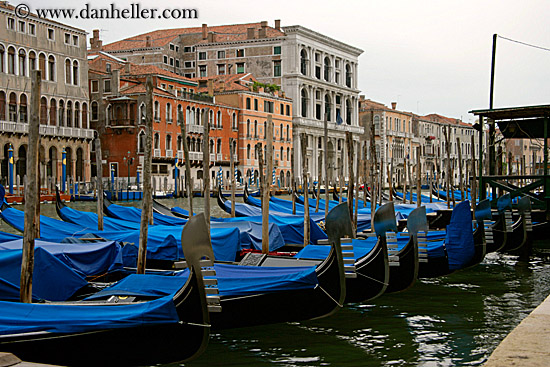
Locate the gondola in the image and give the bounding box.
[375,201,418,293]
[0,213,217,367]
[153,198,188,219]
[502,196,533,259]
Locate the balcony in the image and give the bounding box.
[209,153,215,162]
[0,120,95,139]
[217,153,222,161]
[177,151,184,159]
[110,119,136,128]
[166,149,173,158]
[179,91,214,104]
[186,123,203,134]
[153,149,161,157]
[189,152,203,161]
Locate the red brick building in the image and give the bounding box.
[196,73,293,187]
[88,51,238,192]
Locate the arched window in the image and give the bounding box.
[91,101,98,121]
[287,147,290,161]
[374,115,380,131]
[324,94,331,121]
[254,120,258,138]
[38,53,46,80]
[300,49,308,75]
[247,144,251,159]
[19,94,27,123]
[280,146,283,160]
[345,64,352,88]
[166,102,172,122]
[246,119,250,137]
[186,106,190,124]
[280,123,284,140]
[217,138,221,154]
[105,105,112,126]
[7,46,15,74]
[166,134,172,151]
[48,55,55,81]
[0,91,6,120]
[232,112,237,129]
[65,59,71,84]
[154,133,160,149]
[177,104,183,124]
[209,140,214,154]
[323,57,330,82]
[301,89,308,118]
[74,102,80,128]
[195,108,200,125]
[209,109,214,127]
[82,102,88,128]
[49,98,57,126]
[153,101,159,121]
[72,60,79,85]
[8,92,17,122]
[139,103,146,123]
[58,100,65,127]
[0,45,5,73]
[346,99,352,125]
[286,125,289,141]
[28,51,36,71]
[217,111,222,128]
[177,135,182,151]
[40,97,47,125]
[66,101,72,127]
[18,49,26,76]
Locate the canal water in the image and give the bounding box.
[2,196,550,366]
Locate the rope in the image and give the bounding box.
[317,285,344,308]
[357,271,389,286]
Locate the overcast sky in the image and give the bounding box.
[25,0,550,123]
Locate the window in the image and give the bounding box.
[274,46,281,55]
[286,105,290,116]
[175,46,179,52]
[273,60,281,77]
[169,43,175,51]
[345,64,352,88]
[184,61,193,68]
[7,47,15,74]
[324,57,330,82]
[48,55,55,81]
[217,64,225,75]
[163,55,168,64]
[18,20,25,33]
[236,49,245,57]
[264,101,274,113]
[64,33,71,44]
[19,94,27,123]
[166,103,172,122]
[65,59,71,83]
[104,79,111,93]
[106,63,111,72]
[254,99,258,111]
[198,52,207,60]
[300,49,308,75]
[169,57,174,66]
[7,17,15,30]
[72,60,79,85]
[301,89,308,118]
[246,98,251,110]
[18,49,26,76]
[38,53,46,80]
[47,28,54,40]
[236,62,244,73]
[217,50,225,59]
[0,45,4,73]
[199,65,207,77]
[72,35,79,46]
[138,130,145,152]
[184,46,192,52]
[175,60,180,68]
[154,101,160,121]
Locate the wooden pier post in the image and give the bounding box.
[20,70,41,303]
[363,145,368,207]
[354,151,359,230]
[457,137,464,201]
[339,141,344,203]
[262,116,273,254]
[230,138,236,217]
[471,134,477,217]
[95,135,104,230]
[388,158,394,202]
[315,161,321,213]
[291,146,296,214]
[137,76,154,274]
[301,134,310,246]
[497,145,503,198]
[416,146,422,208]
[324,114,329,218]
[444,126,451,208]
[179,111,194,216]
[369,121,377,230]
[346,132,354,221]
[257,143,264,201]
[202,108,210,229]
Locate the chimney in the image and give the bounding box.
[90,29,103,51]
[145,36,152,47]
[207,32,216,43]
[360,95,365,101]
[202,24,208,40]
[207,79,214,96]
[261,21,268,28]
[112,69,120,96]
[247,28,255,39]
[391,102,397,110]
[275,19,281,30]
[124,63,131,74]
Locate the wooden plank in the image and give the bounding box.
[20,70,41,303]
[137,76,154,274]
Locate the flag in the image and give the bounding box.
[336,111,343,125]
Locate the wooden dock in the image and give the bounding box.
[484,293,550,366]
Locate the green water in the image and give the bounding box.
[2,197,550,366]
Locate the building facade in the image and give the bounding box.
[0,2,94,192]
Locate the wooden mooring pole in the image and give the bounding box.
[444,126,451,208]
[346,132,354,221]
[369,121,377,230]
[262,116,273,254]
[324,114,329,218]
[95,134,104,231]
[203,108,210,230]
[416,147,422,208]
[301,133,310,246]
[291,145,296,214]
[457,137,464,201]
[179,111,194,216]
[230,137,236,217]
[471,133,477,218]
[137,76,154,274]
[20,70,41,303]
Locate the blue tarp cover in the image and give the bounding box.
[445,200,475,270]
[0,239,123,277]
[0,231,22,243]
[0,248,88,301]
[88,264,319,299]
[0,207,241,262]
[0,293,179,336]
